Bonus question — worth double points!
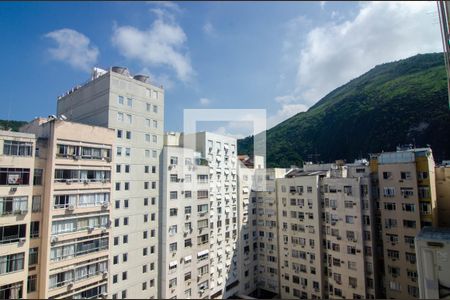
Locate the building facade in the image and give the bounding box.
[159,132,210,299]
[0,130,36,299]
[57,67,164,299]
[374,147,437,299]
[182,132,239,299]
[21,118,114,299]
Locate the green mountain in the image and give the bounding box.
[0,120,27,132]
[238,53,450,167]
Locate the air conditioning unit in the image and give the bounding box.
[66,180,72,185]
[102,270,108,275]
[9,187,17,193]
[67,204,75,211]
[51,235,59,243]
[74,155,80,160]
[68,282,74,288]
[19,237,26,243]
[83,179,89,184]
[102,202,109,208]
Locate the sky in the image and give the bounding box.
[0,1,443,138]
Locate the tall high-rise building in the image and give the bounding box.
[182,132,239,299]
[57,67,164,299]
[374,147,437,299]
[159,132,211,299]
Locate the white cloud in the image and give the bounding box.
[44,28,99,72]
[140,67,175,90]
[294,1,442,105]
[203,21,216,36]
[112,6,194,83]
[272,1,442,128]
[268,103,308,128]
[320,1,326,10]
[151,1,181,13]
[199,97,212,106]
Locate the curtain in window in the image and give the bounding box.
[0,255,6,274]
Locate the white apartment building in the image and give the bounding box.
[254,168,286,296]
[57,67,164,299]
[182,132,239,299]
[159,132,211,299]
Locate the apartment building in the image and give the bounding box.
[436,162,450,227]
[57,67,164,299]
[21,117,114,299]
[159,132,210,299]
[0,130,36,299]
[252,168,285,296]
[320,162,378,299]
[182,132,239,299]
[374,147,437,299]
[236,155,265,296]
[415,227,450,299]
[277,168,325,299]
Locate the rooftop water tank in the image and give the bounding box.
[111,66,130,76]
[133,74,149,83]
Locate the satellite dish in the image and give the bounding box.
[59,114,67,121]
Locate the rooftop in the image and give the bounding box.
[416,227,450,242]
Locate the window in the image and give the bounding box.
[170,191,178,200]
[117,130,123,138]
[113,255,119,264]
[0,252,24,274]
[127,98,132,107]
[153,105,158,113]
[345,216,354,224]
[401,171,411,180]
[0,168,31,185]
[145,134,150,142]
[197,190,209,199]
[383,187,395,197]
[169,278,177,288]
[170,242,177,252]
[170,156,178,165]
[126,114,132,124]
[27,275,37,293]
[3,140,33,156]
[33,169,43,185]
[116,147,122,156]
[122,271,127,280]
[146,103,151,112]
[29,247,38,265]
[123,235,128,244]
[125,148,130,157]
[0,196,28,215]
[30,221,39,238]
[124,182,129,190]
[403,220,416,229]
[402,203,416,212]
[126,131,131,139]
[123,217,129,226]
[117,112,124,122]
[118,95,124,105]
[384,202,396,210]
[170,208,178,216]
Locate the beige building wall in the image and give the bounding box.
[436,164,450,227]
[376,148,436,299]
[57,68,163,299]
[277,171,325,299]
[0,130,36,299]
[21,118,114,299]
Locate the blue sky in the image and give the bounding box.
[0,1,442,137]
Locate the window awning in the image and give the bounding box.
[169,261,177,267]
[184,255,192,261]
[197,249,209,257]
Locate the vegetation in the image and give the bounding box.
[0,120,27,132]
[238,53,450,167]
